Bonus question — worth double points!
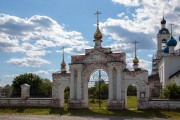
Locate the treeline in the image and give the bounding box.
[1,73,51,97]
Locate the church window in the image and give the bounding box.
[162,31,166,34]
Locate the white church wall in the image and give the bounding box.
[159,56,180,87]
[170,77,180,85]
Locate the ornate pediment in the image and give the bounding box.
[71,48,125,64]
[83,50,107,64]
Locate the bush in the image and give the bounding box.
[89,99,96,103]
[161,83,180,99]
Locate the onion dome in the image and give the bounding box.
[94,26,102,40]
[133,56,139,65]
[167,36,177,46]
[61,59,66,69]
[163,46,169,53]
[161,18,166,24]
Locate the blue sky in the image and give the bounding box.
[0,0,180,86]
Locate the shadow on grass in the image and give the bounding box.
[0,106,180,119]
[49,107,180,119]
[0,106,25,113]
[49,108,172,118]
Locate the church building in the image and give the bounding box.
[149,16,180,97]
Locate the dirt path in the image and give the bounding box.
[0,115,172,120]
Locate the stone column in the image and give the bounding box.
[108,68,113,100]
[116,67,121,100]
[77,68,82,100]
[70,69,74,99]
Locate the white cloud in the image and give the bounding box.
[0,34,23,52]
[0,14,89,67]
[7,57,51,67]
[101,0,180,54]
[148,54,153,58]
[30,69,57,75]
[112,0,140,6]
[3,74,19,78]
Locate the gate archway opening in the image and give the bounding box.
[88,69,109,109]
[126,84,137,110]
[64,86,70,107]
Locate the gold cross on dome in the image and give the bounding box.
[170,23,174,36]
[95,11,101,26]
[133,40,139,57]
[61,46,65,60]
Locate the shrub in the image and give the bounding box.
[161,83,180,99]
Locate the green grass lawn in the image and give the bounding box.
[0,96,180,119]
[126,96,137,109]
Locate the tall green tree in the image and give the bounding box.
[12,73,51,97]
[40,78,52,97]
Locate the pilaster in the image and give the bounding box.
[77,65,83,100]
[70,66,75,99]
[116,67,122,100]
[108,67,113,100]
[68,64,85,109]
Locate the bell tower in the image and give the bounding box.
[157,15,170,55]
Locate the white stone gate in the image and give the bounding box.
[52,11,149,109]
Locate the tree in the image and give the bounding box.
[127,84,137,96]
[40,78,52,97]
[161,83,180,99]
[2,84,12,97]
[12,73,51,97]
[88,81,108,100]
[64,87,70,103]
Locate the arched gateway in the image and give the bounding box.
[52,11,149,109]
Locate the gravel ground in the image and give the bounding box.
[0,115,173,120]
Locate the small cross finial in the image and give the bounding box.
[133,40,139,57]
[61,46,65,60]
[170,23,174,36]
[95,11,101,26]
[163,11,164,19]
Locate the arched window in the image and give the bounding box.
[162,31,166,34]
[162,39,167,43]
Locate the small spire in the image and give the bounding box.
[133,40,139,65]
[163,11,164,19]
[94,11,102,40]
[95,11,101,27]
[161,11,166,24]
[60,46,66,73]
[170,23,174,36]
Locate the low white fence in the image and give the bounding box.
[148,99,180,109]
[0,98,60,107]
